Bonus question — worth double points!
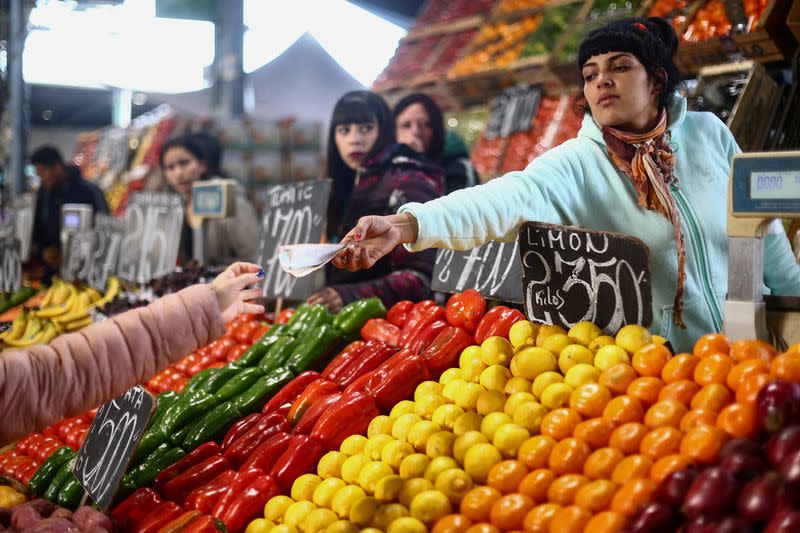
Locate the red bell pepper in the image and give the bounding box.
[387,300,414,328]
[211,467,263,520]
[261,370,320,415]
[310,392,380,450]
[364,351,431,411]
[154,442,223,494]
[183,470,236,514]
[160,455,231,505]
[135,501,185,533]
[240,432,292,473]
[408,319,448,355]
[474,306,526,345]
[293,393,343,434]
[270,434,326,493]
[113,488,165,533]
[287,379,339,425]
[221,413,262,451]
[342,372,373,396]
[321,341,367,382]
[223,412,291,468]
[156,511,201,533]
[336,340,398,388]
[181,514,222,533]
[218,476,280,533]
[398,302,445,348]
[420,326,475,376]
[360,319,401,347]
[445,289,487,334]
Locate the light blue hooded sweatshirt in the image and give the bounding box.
[400,94,800,352]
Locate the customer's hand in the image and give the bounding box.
[307,287,344,313]
[212,262,265,323]
[333,213,419,272]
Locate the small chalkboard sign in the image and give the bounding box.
[73,386,155,510]
[0,236,22,294]
[117,192,183,284]
[518,222,653,334]
[87,215,125,293]
[432,241,523,303]
[12,194,34,262]
[256,179,331,300]
[61,231,94,284]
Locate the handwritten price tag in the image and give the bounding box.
[432,241,523,303]
[0,236,22,294]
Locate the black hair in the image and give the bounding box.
[31,146,64,167]
[393,92,445,162]
[189,130,225,178]
[577,17,681,112]
[159,135,211,181]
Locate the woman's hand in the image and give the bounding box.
[307,287,344,313]
[332,213,419,272]
[212,262,266,323]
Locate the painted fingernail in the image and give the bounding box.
[257,269,265,278]
[355,233,362,241]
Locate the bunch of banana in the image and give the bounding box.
[0,309,58,349]
[35,278,99,334]
[91,276,121,310]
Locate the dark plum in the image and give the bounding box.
[757,380,800,433]
[713,516,754,533]
[628,502,677,533]
[764,509,800,533]
[738,475,782,523]
[720,438,763,459]
[656,468,699,507]
[684,467,739,520]
[719,452,768,482]
[767,426,800,467]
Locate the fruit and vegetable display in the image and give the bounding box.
[555,0,641,64]
[496,0,549,13]
[450,16,542,77]
[519,3,582,58]
[646,0,692,34]
[413,0,496,26]
[682,0,734,42]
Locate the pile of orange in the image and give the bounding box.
[682,0,733,43]
[449,15,541,76]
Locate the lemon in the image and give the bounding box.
[504,392,536,417]
[588,335,616,353]
[568,321,603,347]
[358,461,395,494]
[246,519,276,533]
[424,456,460,484]
[558,344,595,374]
[372,503,410,530]
[564,363,601,388]
[513,401,547,433]
[387,517,427,533]
[364,434,395,461]
[464,443,503,483]
[531,371,564,399]
[435,468,473,505]
[415,381,443,402]
[541,333,572,355]
[342,454,371,485]
[480,337,514,366]
[476,390,507,415]
[314,477,347,508]
[392,414,423,442]
[292,473,323,502]
[653,335,667,345]
[349,496,381,527]
[480,412,513,441]
[593,344,631,371]
[426,431,456,459]
[407,421,442,452]
[318,451,348,479]
[381,440,415,471]
[431,404,465,432]
[453,430,489,465]
[415,395,446,420]
[442,379,468,403]
[374,474,405,502]
[325,521,359,533]
[285,501,317,528]
[361,528,382,533]
[540,382,574,409]
[305,508,339,533]
[509,320,540,348]
[479,365,512,392]
[461,357,488,383]
[367,416,394,438]
[453,412,483,436]
[493,423,531,457]
[390,401,416,420]
[340,435,368,457]
[331,485,367,519]
[615,325,653,354]
[459,345,482,368]
[410,490,452,525]
[536,324,567,346]
[505,376,533,395]
[438,368,464,385]
[398,478,435,508]
[272,525,299,533]
[510,347,558,380]
[399,453,432,480]
[265,495,294,523]
[454,382,485,411]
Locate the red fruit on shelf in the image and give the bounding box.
[779,449,800,495]
[684,467,739,520]
[738,474,783,524]
[764,509,800,533]
[757,380,800,433]
[767,425,800,467]
[715,516,755,533]
[720,437,764,459]
[655,468,698,507]
[627,502,677,532]
[719,452,768,482]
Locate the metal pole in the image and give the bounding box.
[8,0,27,197]
[112,88,132,128]
[215,0,244,119]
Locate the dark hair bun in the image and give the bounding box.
[647,17,679,54]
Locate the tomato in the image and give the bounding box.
[172,376,189,393]
[276,308,295,324]
[250,324,271,345]
[226,344,250,363]
[174,353,199,374]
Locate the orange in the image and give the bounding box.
[599,364,638,396]
[518,468,556,503]
[727,359,770,392]
[608,423,648,455]
[693,333,731,359]
[465,524,500,533]
[731,338,777,363]
[680,425,726,464]
[547,505,592,533]
[489,493,534,531]
[548,438,591,475]
[461,486,503,523]
[574,479,618,512]
[639,427,683,460]
[518,436,556,470]
[584,511,627,533]
[546,474,589,506]
[626,377,665,408]
[611,455,653,484]
[540,409,582,441]
[569,383,612,418]
[736,373,771,405]
[680,408,718,432]
[584,447,625,480]
[610,478,657,517]
[691,383,732,412]
[661,353,700,384]
[693,354,734,386]
[602,396,645,425]
[632,344,671,377]
[644,400,688,429]
[771,353,800,382]
[432,514,473,533]
[658,380,700,407]
[488,460,529,494]
[716,402,757,439]
[650,454,692,484]
[522,503,561,533]
[573,418,615,450]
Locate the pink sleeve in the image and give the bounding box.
[0,283,226,445]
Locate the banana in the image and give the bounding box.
[50,281,71,307]
[39,282,56,309]
[3,321,57,348]
[63,315,92,332]
[37,284,78,319]
[35,322,59,344]
[2,310,29,341]
[53,308,90,326]
[96,276,120,307]
[21,314,42,340]
[84,287,102,304]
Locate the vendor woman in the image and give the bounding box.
[332,17,800,352]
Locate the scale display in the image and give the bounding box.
[732,152,800,214]
[193,185,224,216]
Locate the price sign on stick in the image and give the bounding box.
[73,386,155,510]
[61,231,94,283]
[87,215,124,292]
[255,179,331,300]
[117,192,183,284]
[518,222,653,334]
[432,241,523,303]
[0,236,22,293]
[12,194,34,262]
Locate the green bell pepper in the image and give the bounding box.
[56,473,85,510]
[332,297,387,338]
[132,446,185,488]
[233,367,295,414]
[182,401,242,450]
[284,324,344,374]
[200,365,242,394]
[181,368,218,395]
[131,429,167,466]
[156,390,218,437]
[44,459,75,503]
[28,446,73,498]
[258,335,300,373]
[214,367,264,402]
[149,390,181,430]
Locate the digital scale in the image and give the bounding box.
[189,179,237,265]
[725,150,800,348]
[60,203,94,244]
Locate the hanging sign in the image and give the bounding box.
[12,194,34,262]
[61,231,95,284]
[0,236,22,294]
[518,222,652,334]
[432,241,523,303]
[485,84,542,140]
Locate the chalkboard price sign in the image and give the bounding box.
[117,192,183,284]
[74,386,155,510]
[518,222,653,334]
[87,215,125,292]
[432,241,523,303]
[0,236,22,294]
[12,194,34,262]
[61,231,95,284]
[256,179,331,300]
